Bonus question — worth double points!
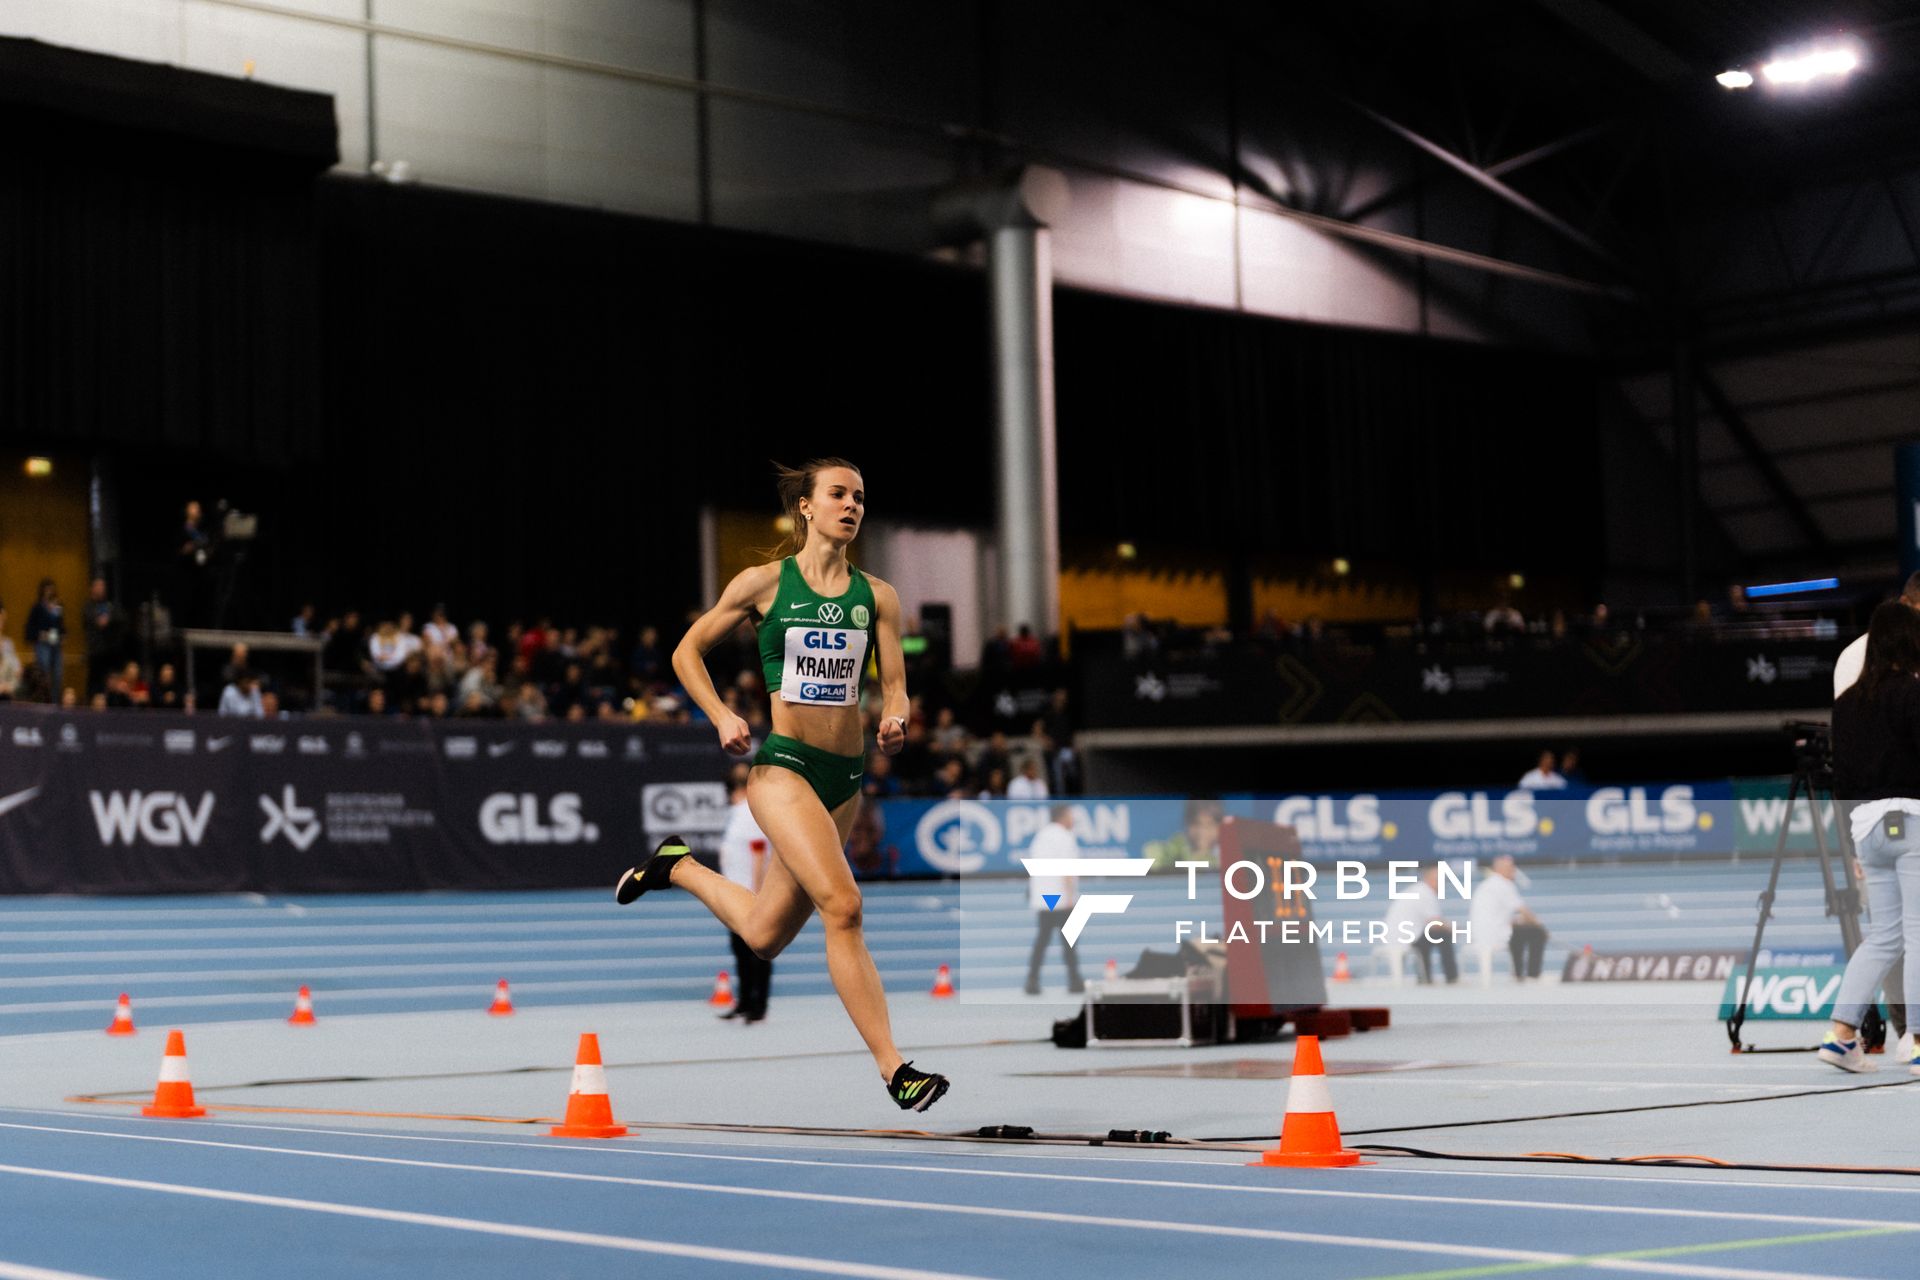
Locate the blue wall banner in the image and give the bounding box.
[873,782,1738,878]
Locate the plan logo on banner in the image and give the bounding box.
[642,783,729,837]
[914,799,1000,873]
[259,785,322,851]
[480,793,599,844]
[90,792,215,847]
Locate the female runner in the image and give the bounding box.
[615,458,949,1112]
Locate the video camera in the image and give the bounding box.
[1783,719,1832,786]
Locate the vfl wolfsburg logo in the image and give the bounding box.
[851,604,869,627]
[817,602,844,624]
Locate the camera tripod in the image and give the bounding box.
[1726,721,1885,1053]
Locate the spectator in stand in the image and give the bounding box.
[628,626,663,685]
[1008,756,1049,800]
[1587,603,1612,632]
[550,661,589,719]
[931,706,967,754]
[84,578,125,697]
[934,756,968,798]
[151,662,182,711]
[422,605,458,658]
[389,652,430,714]
[1023,805,1084,996]
[368,620,406,673]
[290,603,317,636]
[365,687,390,716]
[1518,750,1566,790]
[103,668,132,709]
[981,625,1012,670]
[220,642,250,687]
[1009,624,1043,669]
[326,610,368,675]
[218,669,265,718]
[26,579,65,700]
[863,752,900,799]
[176,500,210,627]
[1386,864,1459,985]
[975,730,1013,783]
[261,690,290,720]
[515,681,548,721]
[459,651,501,709]
[1558,747,1586,788]
[394,612,423,667]
[1043,688,1080,795]
[0,602,19,701]
[977,766,1009,799]
[1120,613,1157,664]
[1471,854,1549,981]
[466,620,493,671]
[117,661,149,709]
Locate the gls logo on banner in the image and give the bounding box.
[259,785,322,851]
[480,793,599,844]
[89,791,215,847]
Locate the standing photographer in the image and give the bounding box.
[1824,600,1920,1074]
[1834,574,1918,1061]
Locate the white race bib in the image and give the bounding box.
[779,626,869,706]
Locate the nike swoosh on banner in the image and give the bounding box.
[0,787,41,817]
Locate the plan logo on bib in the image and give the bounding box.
[817,602,844,624]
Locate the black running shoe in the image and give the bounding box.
[615,835,693,905]
[888,1061,950,1113]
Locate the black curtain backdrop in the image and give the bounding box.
[1053,287,1604,569]
[0,41,1604,637]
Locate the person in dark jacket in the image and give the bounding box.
[1825,600,1920,1074]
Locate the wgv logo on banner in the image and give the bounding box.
[89,791,215,847]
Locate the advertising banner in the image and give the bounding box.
[0,707,724,894]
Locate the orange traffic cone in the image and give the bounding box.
[1332,952,1353,982]
[709,972,734,1008]
[549,1033,628,1139]
[106,993,136,1037]
[288,985,317,1025]
[1254,1035,1368,1167]
[142,1030,207,1119]
[930,963,955,998]
[488,979,515,1016]
[1105,959,1119,981]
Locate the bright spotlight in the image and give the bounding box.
[1760,40,1862,86]
[1715,69,1754,89]
[1330,557,1351,577]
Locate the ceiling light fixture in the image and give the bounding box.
[1715,69,1754,89]
[1760,40,1862,86]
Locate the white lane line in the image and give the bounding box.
[19,1108,1920,1199]
[0,1163,983,1280]
[0,1263,112,1280]
[0,1121,1912,1267]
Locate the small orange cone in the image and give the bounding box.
[288,985,317,1025]
[1105,958,1119,981]
[549,1033,627,1139]
[709,972,734,1008]
[1254,1035,1368,1167]
[141,1030,207,1118]
[930,963,955,998]
[488,979,515,1016]
[1332,952,1352,982]
[106,993,136,1036]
